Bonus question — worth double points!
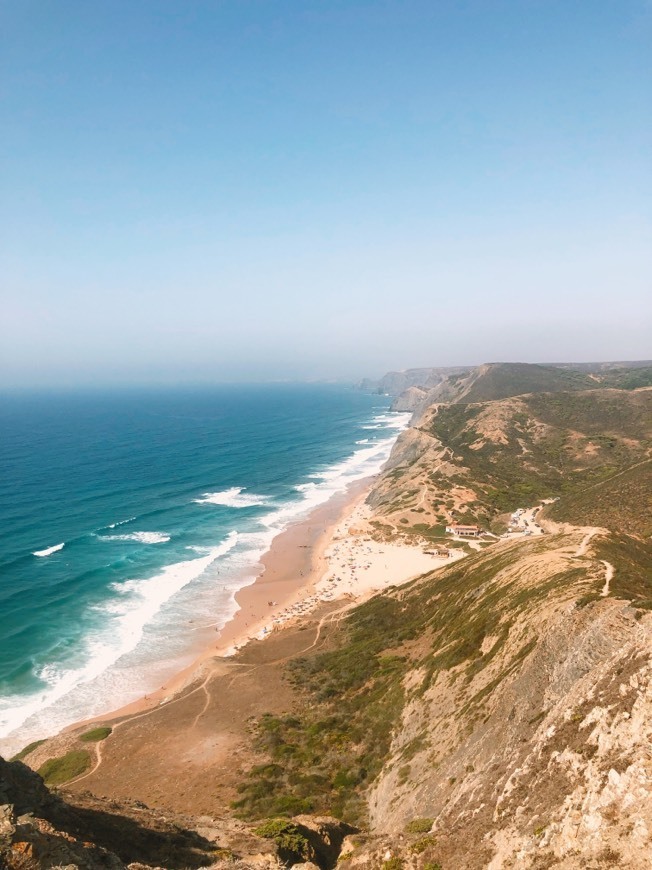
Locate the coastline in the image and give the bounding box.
[64,467,455,738]
[11,440,461,811]
[63,475,376,730]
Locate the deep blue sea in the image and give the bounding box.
[0,384,407,754]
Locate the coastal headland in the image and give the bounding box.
[5,361,652,869]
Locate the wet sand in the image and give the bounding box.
[30,472,460,815]
[66,471,455,734]
[66,476,374,728]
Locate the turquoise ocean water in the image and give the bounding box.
[0,384,407,755]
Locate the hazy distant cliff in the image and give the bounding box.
[358,365,470,396]
[362,360,652,417]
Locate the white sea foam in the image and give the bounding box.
[363,412,411,430]
[371,414,405,424]
[194,487,269,508]
[261,412,411,535]
[356,439,370,444]
[33,543,65,557]
[107,516,136,529]
[0,409,411,755]
[100,531,170,544]
[0,532,239,747]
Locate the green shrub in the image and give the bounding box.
[411,835,437,853]
[79,726,112,742]
[382,859,404,870]
[253,819,311,860]
[397,764,411,784]
[38,750,91,785]
[405,817,433,833]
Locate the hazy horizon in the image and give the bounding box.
[2,1,651,388]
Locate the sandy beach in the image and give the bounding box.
[220,485,460,655]
[23,471,466,816]
[63,473,458,731]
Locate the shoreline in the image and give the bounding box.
[62,475,377,731]
[64,468,457,737]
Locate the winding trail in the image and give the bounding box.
[71,672,216,785]
[73,598,357,781]
[189,680,213,732]
[574,528,602,558]
[568,528,614,598]
[416,485,431,512]
[222,599,353,695]
[600,560,615,597]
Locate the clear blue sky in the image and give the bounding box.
[2,0,651,386]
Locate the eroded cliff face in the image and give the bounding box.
[360,367,470,397]
[337,379,652,867]
[364,531,652,868]
[366,410,476,532]
[325,380,652,866]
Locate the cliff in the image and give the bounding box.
[359,366,470,396]
[226,525,652,868]
[384,361,652,417]
[9,363,652,869]
[369,385,652,536]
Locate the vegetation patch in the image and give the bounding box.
[10,739,46,762]
[233,593,410,823]
[411,835,437,854]
[236,536,585,825]
[38,750,91,785]
[416,387,652,529]
[253,819,311,862]
[405,818,434,834]
[549,459,652,538]
[459,363,596,404]
[79,726,112,742]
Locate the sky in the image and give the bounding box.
[1,0,651,387]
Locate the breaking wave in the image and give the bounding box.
[194,487,269,508]
[33,543,65,557]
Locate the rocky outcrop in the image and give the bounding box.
[291,816,357,868]
[0,802,126,869]
[0,756,52,817]
[0,758,126,868]
[389,386,428,413]
[0,756,355,870]
[360,367,470,396]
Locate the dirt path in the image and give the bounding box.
[416,484,431,512]
[221,598,353,696]
[71,666,218,785]
[574,528,603,557]
[72,599,356,783]
[601,560,615,597]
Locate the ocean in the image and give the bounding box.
[0,383,407,756]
